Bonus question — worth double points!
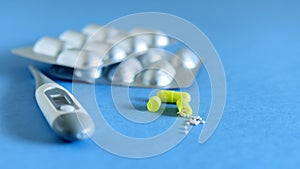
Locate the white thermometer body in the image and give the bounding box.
[29,65,95,141]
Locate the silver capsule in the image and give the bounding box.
[130,28,153,46]
[83,42,111,58]
[82,24,101,35]
[56,49,101,69]
[106,31,131,61]
[74,67,102,80]
[108,57,142,83]
[142,60,176,87]
[83,41,111,61]
[82,24,108,42]
[130,28,170,48]
[130,28,153,53]
[172,48,201,69]
[138,48,170,66]
[59,30,86,49]
[105,27,122,40]
[107,31,133,55]
[153,32,169,47]
[132,38,149,53]
[33,37,64,57]
[109,45,128,61]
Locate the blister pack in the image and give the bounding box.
[12,24,201,88]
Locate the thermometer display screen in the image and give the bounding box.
[51,94,71,105]
[45,88,78,110]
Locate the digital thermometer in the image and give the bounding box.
[28,65,95,141]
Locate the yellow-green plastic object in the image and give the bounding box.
[157,90,191,103]
[147,96,161,112]
[176,98,193,118]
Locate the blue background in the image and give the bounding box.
[1,0,300,168]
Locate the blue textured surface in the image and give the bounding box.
[1,0,300,168]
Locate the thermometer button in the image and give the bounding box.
[59,105,75,112]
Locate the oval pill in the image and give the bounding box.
[175,48,200,69]
[59,30,86,49]
[33,37,64,57]
[147,96,161,112]
[141,60,176,87]
[108,57,142,83]
[157,90,191,103]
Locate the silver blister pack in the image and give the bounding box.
[48,48,201,88]
[12,24,174,69]
[12,24,202,88]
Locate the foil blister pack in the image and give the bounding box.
[12,24,202,88]
[12,24,173,69]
